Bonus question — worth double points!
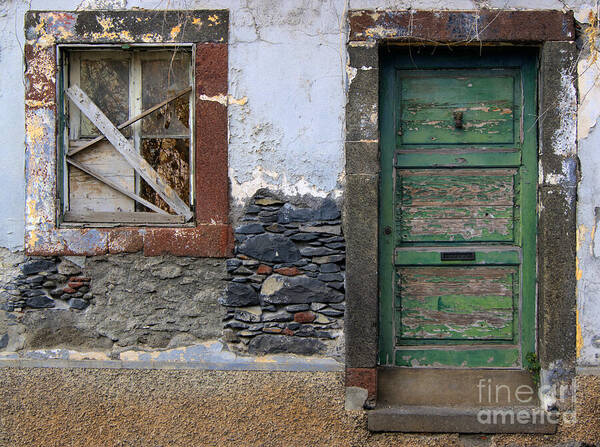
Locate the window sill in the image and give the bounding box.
[62,211,190,226]
[25,224,233,257]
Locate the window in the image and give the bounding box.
[24,10,231,256]
[60,47,194,225]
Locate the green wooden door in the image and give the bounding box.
[379,48,537,368]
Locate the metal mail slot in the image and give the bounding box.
[441,252,476,261]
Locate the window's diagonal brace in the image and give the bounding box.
[66,158,170,216]
[66,85,194,221]
[67,86,192,157]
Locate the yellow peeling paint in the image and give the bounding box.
[96,16,115,32]
[577,224,589,251]
[208,15,221,24]
[89,30,133,41]
[228,95,248,106]
[576,307,583,357]
[27,115,47,147]
[170,24,181,40]
[69,351,110,361]
[26,227,39,251]
[25,99,54,108]
[254,356,277,363]
[141,33,163,43]
[576,257,583,281]
[199,94,248,106]
[192,18,203,27]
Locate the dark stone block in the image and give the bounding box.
[0,333,8,348]
[224,321,250,330]
[248,334,325,355]
[235,223,265,234]
[320,308,344,317]
[260,274,344,305]
[219,283,259,307]
[329,302,345,311]
[320,263,340,273]
[312,254,345,264]
[238,233,301,263]
[325,242,345,250]
[69,298,88,310]
[233,266,254,276]
[234,235,249,244]
[277,199,341,224]
[262,310,293,322]
[285,304,310,312]
[315,330,336,339]
[321,236,344,243]
[290,233,319,242]
[0,301,14,312]
[234,309,261,323]
[327,281,345,291]
[21,259,57,275]
[265,223,286,233]
[318,273,344,282]
[25,295,55,309]
[245,205,261,214]
[300,247,338,257]
[293,259,309,267]
[294,326,316,337]
[21,289,46,298]
[258,213,278,223]
[25,275,44,284]
[303,264,318,272]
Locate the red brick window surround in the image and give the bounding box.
[24,10,232,257]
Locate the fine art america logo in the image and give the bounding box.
[475,378,576,425]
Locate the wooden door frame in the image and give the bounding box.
[344,10,578,410]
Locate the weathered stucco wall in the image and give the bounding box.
[1,0,600,417]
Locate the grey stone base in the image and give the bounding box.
[368,406,558,434]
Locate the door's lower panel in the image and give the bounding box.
[394,346,520,368]
[394,247,521,367]
[396,266,517,341]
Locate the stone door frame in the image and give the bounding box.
[343,9,578,410]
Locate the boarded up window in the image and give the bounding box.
[62,48,193,224]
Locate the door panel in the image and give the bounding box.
[396,266,517,340]
[379,47,538,369]
[399,71,517,145]
[397,168,518,243]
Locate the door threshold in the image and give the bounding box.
[377,367,539,407]
[368,405,558,433]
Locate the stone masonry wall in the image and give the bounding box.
[0,249,226,355]
[220,191,345,359]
